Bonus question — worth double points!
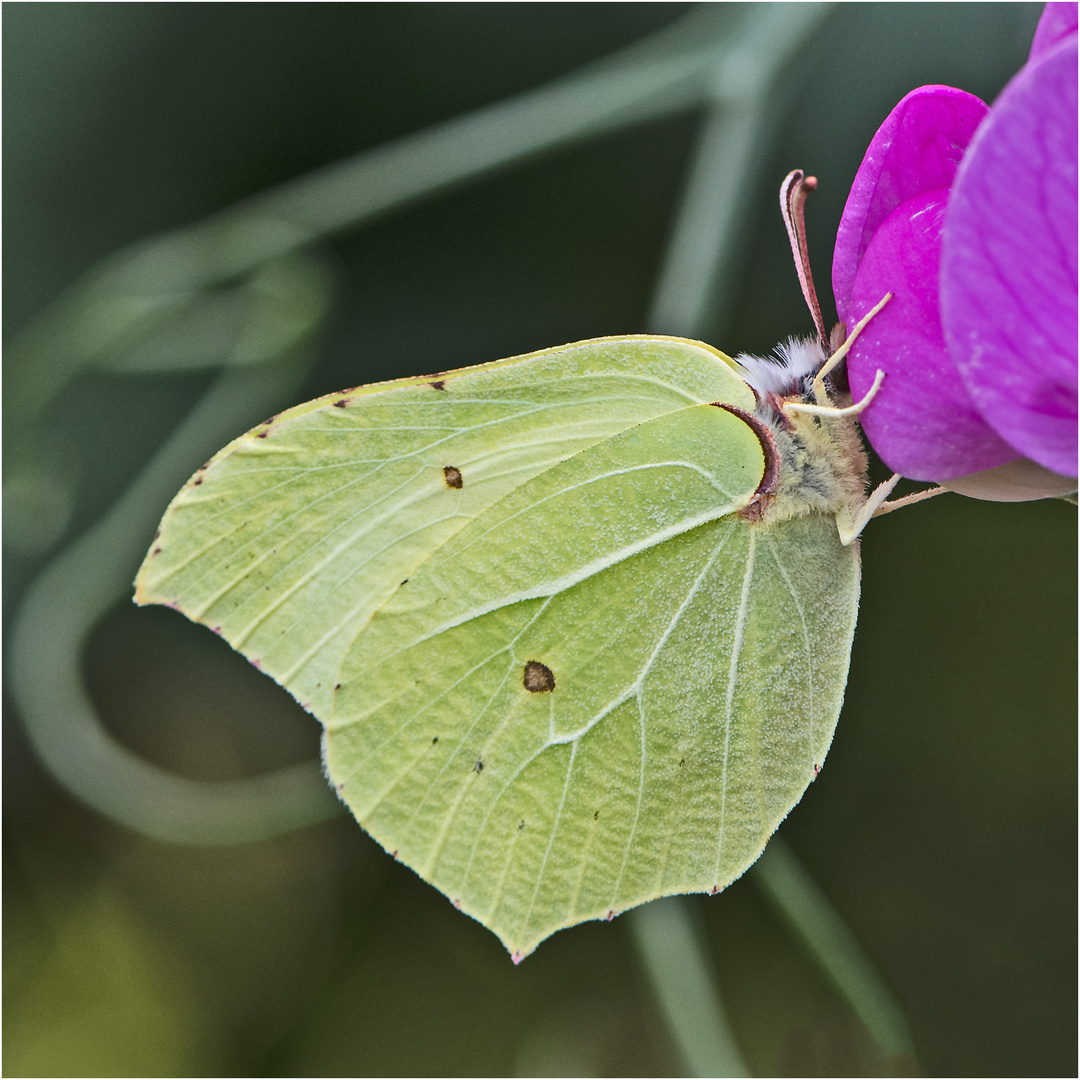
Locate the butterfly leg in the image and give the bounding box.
[838,476,947,545]
[837,473,900,545]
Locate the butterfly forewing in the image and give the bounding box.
[136,337,754,719]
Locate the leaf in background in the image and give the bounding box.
[135,335,861,959]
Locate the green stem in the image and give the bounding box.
[8,337,342,846]
[647,3,834,338]
[628,898,750,1078]
[5,5,739,431]
[752,835,917,1059]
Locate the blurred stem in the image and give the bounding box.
[9,340,343,846]
[647,2,834,338]
[752,835,917,1059]
[6,3,747,435]
[629,898,750,1077]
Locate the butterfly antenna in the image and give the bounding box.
[780,170,830,355]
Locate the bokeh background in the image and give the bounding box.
[4,4,1074,1076]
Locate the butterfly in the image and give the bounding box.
[136,171,898,961]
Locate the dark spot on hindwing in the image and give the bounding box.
[523,660,555,693]
[443,466,463,488]
[429,380,447,391]
[473,758,484,773]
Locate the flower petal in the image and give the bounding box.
[941,36,1078,478]
[942,458,1078,501]
[832,86,988,325]
[1029,1,1078,60]
[845,190,1020,481]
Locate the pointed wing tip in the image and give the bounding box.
[132,550,176,609]
[494,902,635,963]
[132,558,190,616]
[132,565,156,608]
[131,581,181,613]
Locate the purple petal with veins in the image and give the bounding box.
[941,35,1078,478]
[832,86,988,326]
[845,190,1020,481]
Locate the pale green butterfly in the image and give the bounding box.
[135,172,898,961]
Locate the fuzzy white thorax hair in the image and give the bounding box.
[732,335,826,399]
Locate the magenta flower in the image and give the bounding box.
[832,2,1078,495]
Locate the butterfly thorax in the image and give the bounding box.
[734,336,869,527]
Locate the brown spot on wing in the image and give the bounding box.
[523,661,555,693]
[443,466,463,489]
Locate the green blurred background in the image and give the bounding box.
[4,4,1074,1076]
